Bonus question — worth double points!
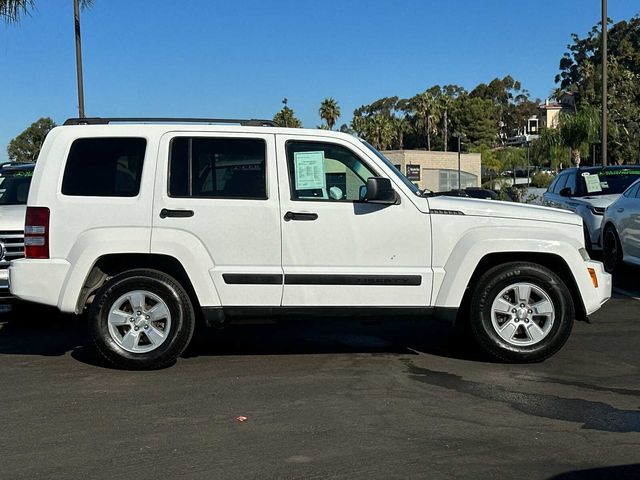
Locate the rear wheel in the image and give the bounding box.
[469,262,574,363]
[89,269,195,369]
[602,225,622,274]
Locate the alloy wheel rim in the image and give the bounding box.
[490,282,555,346]
[107,290,172,353]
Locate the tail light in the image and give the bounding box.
[25,207,50,259]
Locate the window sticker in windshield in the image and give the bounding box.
[294,151,326,190]
[584,174,603,193]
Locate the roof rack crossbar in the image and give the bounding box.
[63,117,279,127]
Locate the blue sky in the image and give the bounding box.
[1,0,638,160]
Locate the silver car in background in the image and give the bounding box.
[543,166,640,252]
[601,178,640,273]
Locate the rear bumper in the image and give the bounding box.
[9,259,70,308]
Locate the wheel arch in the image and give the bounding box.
[76,253,202,314]
[455,252,586,329]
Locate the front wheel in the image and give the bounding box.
[469,262,574,363]
[89,269,195,369]
[602,225,622,274]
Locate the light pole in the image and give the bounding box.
[73,0,85,118]
[526,141,531,188]
[601,0,608,166]
[453,132,465,191]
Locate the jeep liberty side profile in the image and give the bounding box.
[9,118,611,369]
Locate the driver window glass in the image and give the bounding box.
[286,141,375,201]
[626,183,640,198]
[565,172,577,194]
[553,174,568,193]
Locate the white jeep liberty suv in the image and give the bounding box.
[9,118,611,369]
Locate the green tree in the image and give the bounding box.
[369,115,395,150]
[532,128,569,171]
[392,115,411,150]
[7,117,57,163]
[351,96,407,149]
[318,97,341,130]
[438,85,465,151]
[556,15,640,163]
[456,96,499,147]
[496,147,526,173]
[409,88,441,151]
[558,105,601,166]
[471,143,501,177]
[1,0,95,117]
[273,99,302,128]
[471,76,540,142]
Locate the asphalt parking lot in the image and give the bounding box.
[0,268,639,480]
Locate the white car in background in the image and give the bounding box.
[0,162,34,301]
[601,178,640,273]
[543,166,640,251]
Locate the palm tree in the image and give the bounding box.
[409,90,441,151]
[1,0,94,118]
[369,115,395,150]
[558,106,600,166]
[392,115,410,149]
[319,97,341,130]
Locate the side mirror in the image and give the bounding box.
[559,187,572,197]
[364,177,397,204]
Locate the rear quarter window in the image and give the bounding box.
[61,137,146,197]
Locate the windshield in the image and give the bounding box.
[579,168,640,196]
[0,170,33,205]
[360,140,420,195]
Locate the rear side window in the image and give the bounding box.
[62,138,146,197]
[169,137,266,199]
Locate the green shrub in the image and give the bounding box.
[531,172,554,188]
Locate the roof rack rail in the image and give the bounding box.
[63,117,279,127]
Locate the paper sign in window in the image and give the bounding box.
[584,174,602,193]
[294,151,326,190]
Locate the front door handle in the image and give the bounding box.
[284,211,318,221]
[617,208,624,213]
[160,208,194,219]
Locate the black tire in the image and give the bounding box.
[602,224,622,274]
[469,262,574,363]
[89,269,195,370]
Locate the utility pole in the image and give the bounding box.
[74,0,85,118]
[526,142,531,188]
[601,0,607,166]
[457,135,461,190]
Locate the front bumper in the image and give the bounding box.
[0,270,12,301]
[580,260,612,316]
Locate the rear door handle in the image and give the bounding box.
[159,208,194,219]
[284,211,318,221]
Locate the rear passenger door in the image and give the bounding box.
[151,132,283,307]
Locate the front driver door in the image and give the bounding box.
[276,134,432,307]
